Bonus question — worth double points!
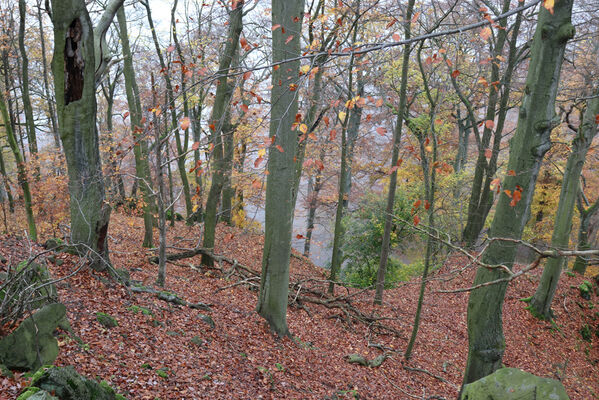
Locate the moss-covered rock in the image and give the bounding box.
[198,314,215,329]
[96,312,118,328]
[460,368,569,400]
[28,365,119,400]
[18,389,58,400]
[0,303,67,370]
[579,280,593,300]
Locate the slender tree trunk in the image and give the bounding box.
[329,28,362,293]
[405,47,438,359]
[100,73,125,203]
[144,1,193,220]
[304,147,326,257]
[0,150,14,213]
[462,0,574,387]
[117,6,155,248]
[153,75,167,287]
[257,0,305,337]
[573,198,599,275]
[37,1,60,150]
[201,1,243,266]
[461,1,523,247]
[529,89,599,318]
[0,88,36,240]
[18,0,37,157]
[374,0,414,305]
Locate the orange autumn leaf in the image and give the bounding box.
[413,215,421,226]
[485,120,495,129]
[180,117,190,130]
[507,169,516,176]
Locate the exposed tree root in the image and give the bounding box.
[151,247,407,339]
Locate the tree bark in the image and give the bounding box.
[18,0,37,157]
[461,0,523,248]
[573,196,599,275]
[529,88,599,318]
[0,86,36,240]
[256,0,305,337]
[374,0,414,305]
[201,1,243,266]
[117,6,155,248]
[50,0,124,269]
[462,0,574,387]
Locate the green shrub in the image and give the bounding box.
[341,192,415,288]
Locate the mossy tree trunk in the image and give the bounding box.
[117,6,155,248]
[50,0,124,268]
[462,0,574,387]
[328,4,362,294]
[573,196,599,274]
[200,1,243,266]
[256,0,305,337]
[0,87,36,240]
[459,0,523,248]
[529,88,599,318]
[374,0,414,305]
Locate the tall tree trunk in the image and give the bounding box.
[405,44,438,360]
[529,89,599,318]
[37,1,60,150]
[144,0,193,220]
[201,1,243,266]
[0,88,36,240]
[461,1,523,247]
[329,28,363,294]
[573,196,599,275]
[18,0,37,157]
[462,0,574,387]
[374,0,415,305]
[49,0,123,269]
[256,0,305,337]
[152,74,167,287]
[117,6,155,248]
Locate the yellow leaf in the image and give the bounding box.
[543,0,554,14]
[258,148,266,158]
[299,123,308,134]
[300,65,310,74]
[338,111,347,122]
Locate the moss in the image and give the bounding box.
[16,387,41,400]
[579,280,593,300]
[96,312,118,328]
[156,369,168,379]
[580,324,592,342]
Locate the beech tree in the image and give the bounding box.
[463,0,574,386]
[528,85,599,318]
[201,0,243,267]
[116,5,155,248]
[49,0,124,268]
[256,0,305,337]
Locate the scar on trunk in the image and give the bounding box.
[64,18,84,105]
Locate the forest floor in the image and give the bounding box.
[0,212,598,399]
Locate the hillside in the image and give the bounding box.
[0,213,597,399]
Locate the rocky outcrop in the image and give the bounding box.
[460,368,569,400]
